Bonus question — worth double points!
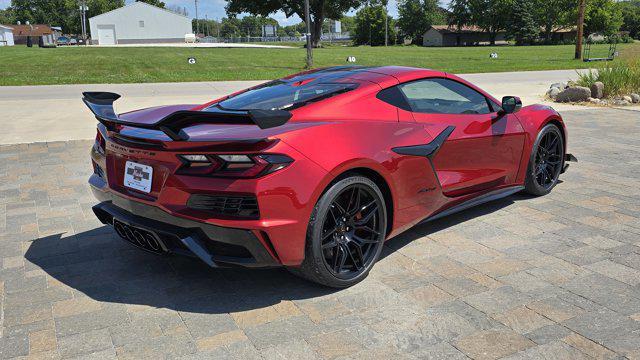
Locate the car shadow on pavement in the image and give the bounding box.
[24,194,524,314]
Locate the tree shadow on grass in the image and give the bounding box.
[24,194,525,315]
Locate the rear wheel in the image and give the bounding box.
[524,124,564,196]
[290,176,387,288]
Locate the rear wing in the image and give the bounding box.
[82,92,292,141]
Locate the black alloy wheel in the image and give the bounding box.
[525,124,564,196]
[291,175,387,288]
[320,184,384,279]
[534,130,563,189]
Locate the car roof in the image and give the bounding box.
[281,66,445,86]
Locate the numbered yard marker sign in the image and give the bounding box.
[346,56,357,63]
[188,57,197,65]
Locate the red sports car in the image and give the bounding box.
[86,66,576,287]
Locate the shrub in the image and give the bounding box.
[577,59,640,97]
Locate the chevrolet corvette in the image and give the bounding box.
[86,66,576,287]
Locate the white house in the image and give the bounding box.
[89,2,192,45]
[0,25,14,46]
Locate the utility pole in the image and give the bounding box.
[384,1,388,46]
[304,0,313,68]
[575,0,586,59]
[194,0,199,35]
[78,0,88,42]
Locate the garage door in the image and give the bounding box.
[97,25,116,45]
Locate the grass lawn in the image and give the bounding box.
[0,42,637,86]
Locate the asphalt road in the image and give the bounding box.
[0,69,602,145]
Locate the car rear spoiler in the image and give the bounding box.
[82,92,292,141]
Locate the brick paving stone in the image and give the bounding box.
[0,334,29,358]
[262,339,322,360]
[492,306,554,334]
[586,259,640,286]
[54,305,129,337]
[28,328,57,355]
[463,286,532,315]
[526,296,585,323]
[562,307,640,344]
[307,329,363,359]
[501,340,590,359]
[401,284,454,308]
[408,342,467,359]
[0,109,640,358]
[114,331,197,359]
[57,328,114,358]
[561,332,618,360]
[454,329,535,360]
[243,315,318,349]
[524,323,573,345]
[195,329,248,351]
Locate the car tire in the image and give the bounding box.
[524,124,565,196]
[289,175,387,288]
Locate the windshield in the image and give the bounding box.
[214,81,356,111]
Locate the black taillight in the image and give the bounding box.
[94,129,106,155]
[177,154,293,178]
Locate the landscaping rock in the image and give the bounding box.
[547,87,561,99]
[623,96,633,103]
[588,97,601,104]
[590,82,604,99]
[612,99,631,106]
[550,82,568,90]
[631,94,640,103]
[556,86,591,103]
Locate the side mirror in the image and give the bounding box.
[500,96,522,114]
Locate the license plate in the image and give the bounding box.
[124,161,153,193]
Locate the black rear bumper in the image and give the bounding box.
[90,176,279,268]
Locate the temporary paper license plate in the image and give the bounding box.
[124,161,153,193]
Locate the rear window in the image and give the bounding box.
[214,81,356,111]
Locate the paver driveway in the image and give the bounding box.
[1,108,639,359]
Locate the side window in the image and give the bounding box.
[376,86,412,111]
[398,78,492,115]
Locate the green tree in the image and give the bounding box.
[8,0,123,33]
[339,15,354,33]
[585,0,623,36]
[507,0,538,45]
[535,0,575,43]
[136,0,165,8]
[0,8,16,24]
[397,0,442,45]
[448,0,513,45]
[620,0,640,39]
[193,19,222,37]
[220,17,242,38]
[281,22,306,36]
[352,1,395,46]
[225,0,365,47]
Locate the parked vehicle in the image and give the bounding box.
[84,66,576,287]
[56,36,70,45]
[68,38,78,45]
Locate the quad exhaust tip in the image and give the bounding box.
[113,219,164,253]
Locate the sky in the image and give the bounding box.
[0,0,449,26]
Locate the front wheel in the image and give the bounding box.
[290,175,387,288]
[524,124,564,196]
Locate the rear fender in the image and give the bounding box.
[280,120,444,236]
